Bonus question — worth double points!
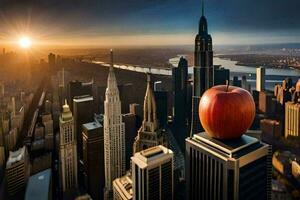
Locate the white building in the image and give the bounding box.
[256,67,266,92]
[131,145,174,200]
[59,101,78,192]
[104,50,126,199]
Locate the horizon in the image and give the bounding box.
[1,0,300,48]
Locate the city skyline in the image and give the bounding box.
[0,0,300,47]
[0,1,300,200]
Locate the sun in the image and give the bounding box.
[18,37,32,49]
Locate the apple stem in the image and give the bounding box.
[226,80,229,92]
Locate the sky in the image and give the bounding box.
[0,0,300,47]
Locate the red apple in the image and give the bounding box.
[199,85,255,139]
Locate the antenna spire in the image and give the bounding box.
[202,0,204,16]
[110,49,114,71]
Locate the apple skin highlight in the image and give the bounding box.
[199,85,256,139]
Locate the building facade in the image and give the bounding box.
[59,101,78,192]
[104,50,126,199]
[131,145,174,200]
[73,95,94,160]
[5,146,29,196]
[285,101,300,138]
[133,74,167,154]
[186,133,272,200]
[82,121,104,200]
[256,67,266,92]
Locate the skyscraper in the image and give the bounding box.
[285,101,300,138]
[186,133,272,200]
[73,95,94,160]
[256,67,266,92]
[191,1,214,136]
[82,121,104,200]
[133,74,167,154]
[59,101,78,193]
[172,57,189,150]
[131,145,174,200]
[5,146,29,196]
[68,80,94,112]
[104,50,126,200]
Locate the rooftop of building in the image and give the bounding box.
[132,145,173,168]
[25,169,51,200]
[113,172,133,200]
[82,121,102,130]
[73,95,93,103]
[6,146,26,168]
[189,132,265,159]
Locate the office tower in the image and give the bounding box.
[82,121,104,200]
[0,146,4,168]
[113,172,133,200]
[214,66,230,86]
[0,83,4,98]
[285,101,300,138]
[260,119,282,141]
[232,76,242,87]
[241,75,251,91]
[191,2,213,136]
[48,53,56,67]
[186,133,272,200]
[172,57,189,149]
[154,90,168,128]
[256,67,266,92]
[59,101,78,193]
[132,145,174,200]
[68,80,93,111]
[25,169,52,200]
[73,95,94,160]
[104,50,126,200]
[258,91,276,116]
[118,83,134,114]
[122,113,137,170]
[133,74,167,154]
[129,103,142,128]
[42,113,54,150]
[5,146,29,196]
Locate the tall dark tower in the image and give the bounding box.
[172,57,189,150]
[191,1,214,136]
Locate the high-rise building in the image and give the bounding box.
[59,101,78,193]
[5,146,29,196]
[191,2,213,136]
[68,80,93,111]
[104,50,126,200]
[82,121,104,200]
[133,74,167,154]
[256,67,266,92]
[285,101,300,138]
[42,113,54,150]
[131,145,174,200]
[25,169,52,200]
[113,172,133,200]
[214,66,230,86]
[73,95,94,160]
[154,90,168,128]
[48,53,56,67]
[186,132,272,200]
[172,57,189,149]
[122,113,137,170]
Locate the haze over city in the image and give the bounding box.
[1,0,300,47]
